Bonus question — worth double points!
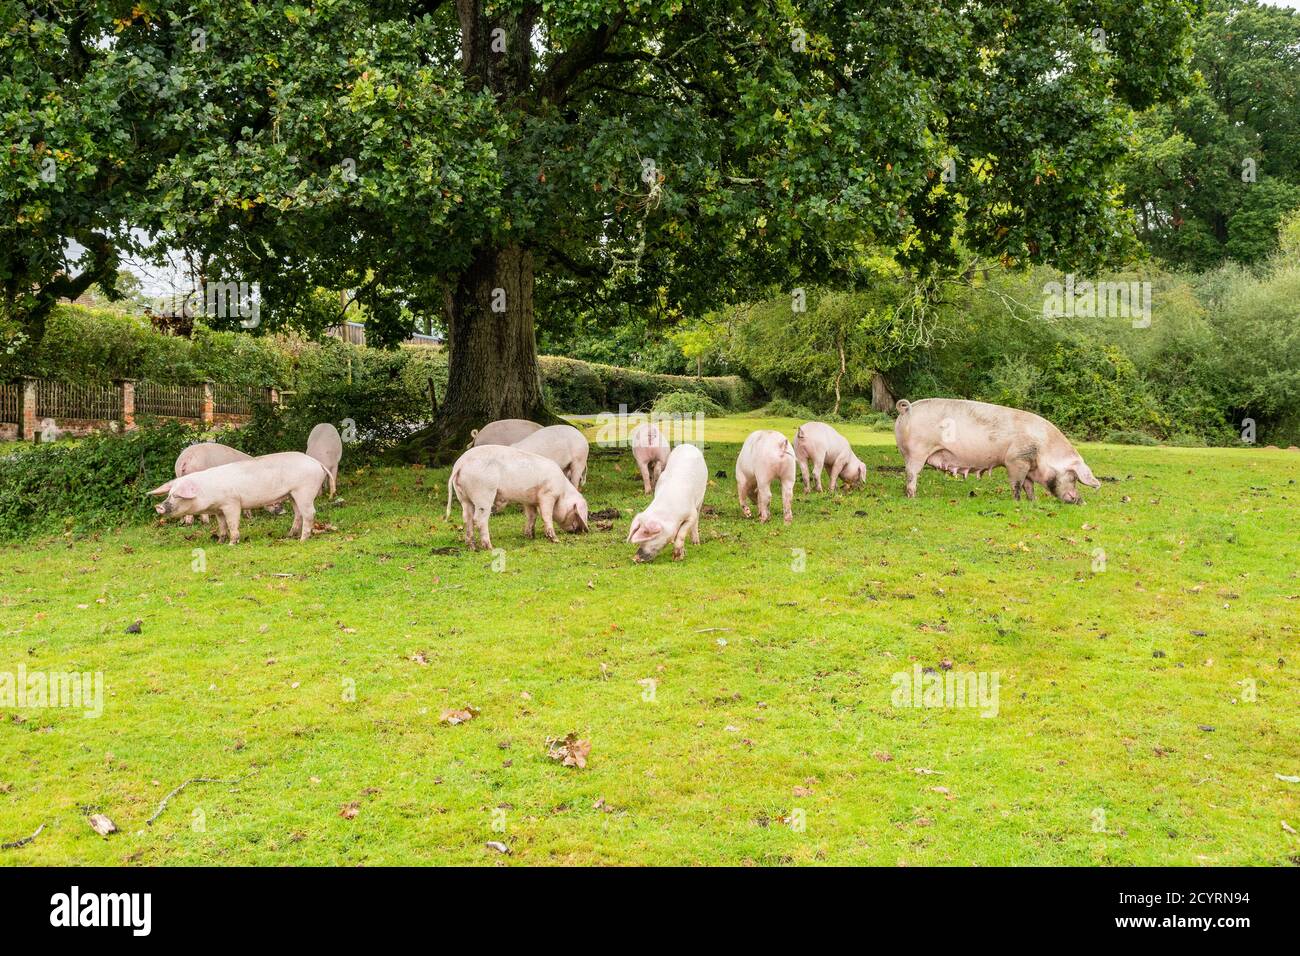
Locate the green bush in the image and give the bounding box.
[651,390,726,417]
[758,398,816,420]
[1103,429,1161,446]
[0,421,215,538]
[539,356,754,413]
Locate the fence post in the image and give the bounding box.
[265,385,280,408]
[116,378,136,431]
[20,377,37,441]
[202,381,214,426]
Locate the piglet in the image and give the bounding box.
[471,418,542,447]
[306,422,344,496]
[794,422,867,492]
[149,452,328,544]
[736,430,795,524]
[512,424,589,488]
[446,445,588,550]
[629,421,671,494]
[627,444,708,562]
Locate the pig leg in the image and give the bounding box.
[288,500,302,539]
[672,519,691,561]
[689,509,701,545]
[903,449,929,499]
[798,454,811,493]
[780,470,794,524]
[460,498,475,549]
[214,511,228,543]
[737,470,754,518]
[812,452,827,492]
[756,481,773,522]
[523,504,538,539]
[1006,459,1030,501]
[472,506,492,551]
[1021,479,1037,501]
[637,460,653,495]
[538,495,558,543]
[290,490,315,541]
[221,504,242,545]
[828,458,845,492]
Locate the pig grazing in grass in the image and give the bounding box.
[736,430,795,524]
[794,422,867,492]
[512,424,589,488]
[149,452,329,544]
[446,445,588,550]
[628,444,708,562]
[306,422,343,496]
[471,418,542,447]
[173,443,253,526]
[629,421,671,494]
[894,398,1102,503]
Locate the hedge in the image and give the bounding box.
[538,356,755,413]
[6,305,757,415]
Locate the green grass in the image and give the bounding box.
[2,415,1298,865]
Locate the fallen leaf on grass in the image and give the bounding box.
[874,751,894,762]
[1276,774,1299,784]
[1283,821,1297,835]
[546,733,591,769]
[913,767,943,776]
[793,786,814,797]
[485,841,510,854]
[409,651,428,665]
[311,521,338,533]
[439,706,479,725]
[339,802,360,820]
[88,814,117,836]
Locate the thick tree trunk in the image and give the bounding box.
[870,371,897,413]
[401,244,556,463]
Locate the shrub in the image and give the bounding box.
[0,421,214,538]
[1103,429,1160,446]
[539,356,754,413]
[759,398,816,420]
[652,390,726,417]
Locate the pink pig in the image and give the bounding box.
[735,429,795,524]
[629,421,671,494]
[627,444,707,562]
[894,398,1101,503]
[149,452,328,544]
[794,422,867,492]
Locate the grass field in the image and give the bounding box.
[1,415,1298,865]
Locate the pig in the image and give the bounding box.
[627,443,708,562]
[173,443,252,526]
[511,424,589,488]
[306,422,343,496]
[893,398,1102,503]
[445,445,589,550]
[794,422,867,492]
[629,421,671,494]
[471,418,543,447]
[148,452,328,544]
[735,430,795,524]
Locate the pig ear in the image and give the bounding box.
[147,480,175,496]
[630,519,662,543]
[172,477,200,499]
[625,516,641,543]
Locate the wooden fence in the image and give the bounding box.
[36,380,123,421]
[212,383,265,416]
[136,382,205,419]
[0,383,17,425]
[1,378,276,440]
